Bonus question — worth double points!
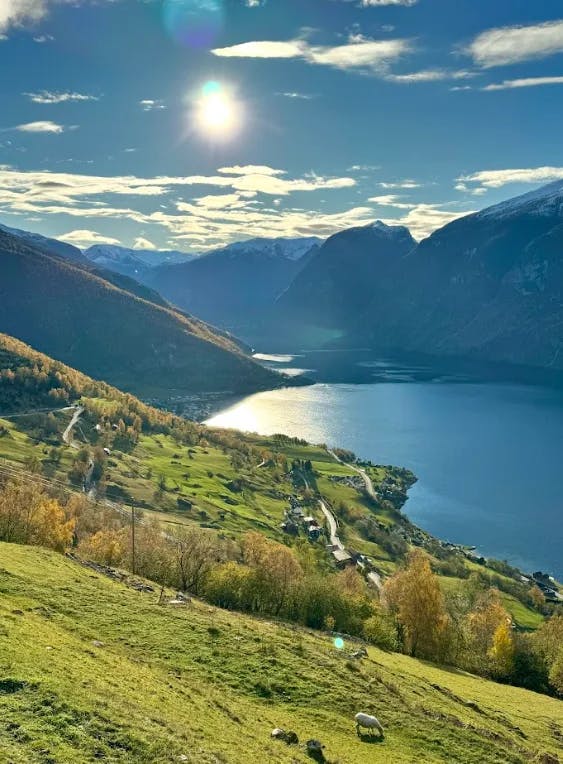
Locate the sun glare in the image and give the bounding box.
[195,81,240,138]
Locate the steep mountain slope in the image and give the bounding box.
[363,180,563,368]
[277,222,415,328]
[0,222,170,306]
[146,237,322,332]
[277,183,563,371]
[0,229,285,396]
[0,221,87,263]
[85,244,193,281]
[1,543,561,764]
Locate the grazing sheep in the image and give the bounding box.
[355,712,384,737]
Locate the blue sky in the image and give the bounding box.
[1,0,563,252]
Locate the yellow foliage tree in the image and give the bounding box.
[466,589,512,674]
[488,622,515,677]
[32,498,75,553]
[242,532,302,615]
[383,549,450,660]
[78,529,126,567]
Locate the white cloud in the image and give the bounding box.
[133,236,156,250]
[218,165,286,176]
[277,91,315,99]
[459,166,563,188]
[483,75,563,91]
[379,179,420,189]
[466,20,563,68]
[15,120,67,133]
[368,194,415,209]
[0,165,356,213]
[58,229,121,246]
[0,0,47,33]
[139,99,166,111]
[380,204,473,240]
[24,90,99,104]
[386,69,474,83]
[212,34,411,73]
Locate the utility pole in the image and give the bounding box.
[131,505,136,576]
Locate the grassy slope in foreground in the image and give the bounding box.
[0,544,562,764]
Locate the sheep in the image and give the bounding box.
[355,712,384,737]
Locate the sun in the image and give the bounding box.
[195,81,240,137]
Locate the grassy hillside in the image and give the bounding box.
[0,230,283,397]
[0,333,551,634]
[0,543,561,764]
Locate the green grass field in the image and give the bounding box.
[0,543,561,764]
[0,412,549,632]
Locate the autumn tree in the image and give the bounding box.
[173,526,225,594]
[489,622,515,678]
[0,478,74,551]
[465,589,512,675]
[242,532,303,615]
[383,549,450,661]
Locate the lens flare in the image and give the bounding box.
[334,637,345,650]
[163,0,224,49]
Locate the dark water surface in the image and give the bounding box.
[206,351,563,578]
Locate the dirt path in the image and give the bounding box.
[62,406,84,449]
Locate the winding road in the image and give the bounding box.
[327,449,382,590]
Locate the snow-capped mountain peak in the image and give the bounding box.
[476,179,563,221]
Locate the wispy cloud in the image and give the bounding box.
[212,34,411,74]
[24,90,99,104]
[483,75,563,91]
[458,166,563,189]
[368,194,415,209]
[59,229,121,246]
[139,99,166,111]
[276,91,316,99]
[14,120,69,133]
[0,164,363,252]
[386,69,474,83]
[380,179,420,189]
[218,165,286,176]
[466,20,563,68]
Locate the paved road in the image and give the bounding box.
[328,448,377,500]
[318,497,344,550]
[327,449,382,590]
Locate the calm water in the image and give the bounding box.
[206,352,563,578]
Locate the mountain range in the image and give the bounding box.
[3,180,563,384]
[277,181,563,371]
[84,244,193,282]
[0,225,285,398]
[143,236,322,332]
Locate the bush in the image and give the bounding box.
[363,613,398,651]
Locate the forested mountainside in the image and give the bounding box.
[0,228,283,397]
